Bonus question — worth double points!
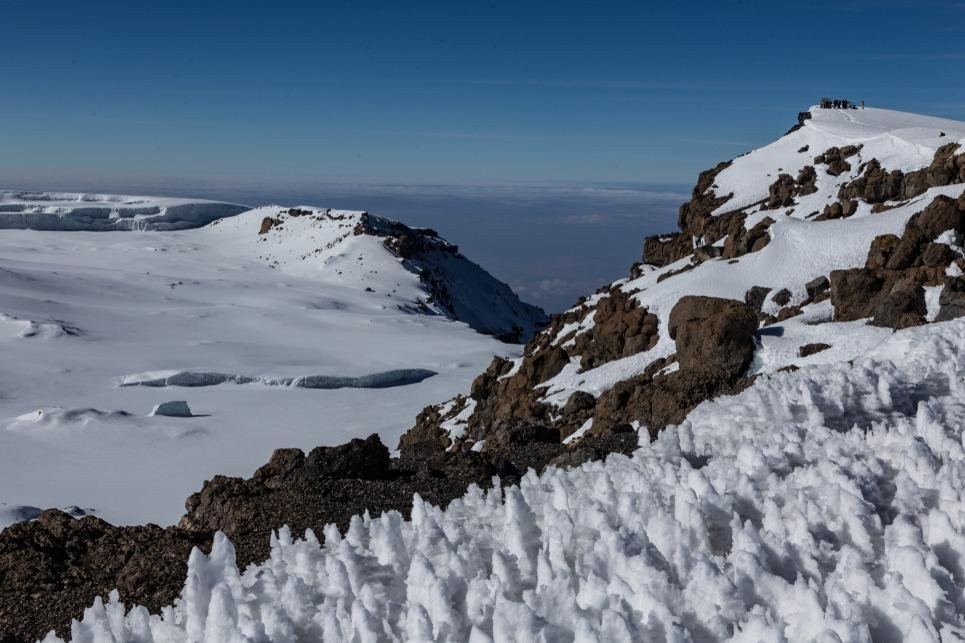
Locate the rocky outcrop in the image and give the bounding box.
[814,145,861,176]
[258,216,280,234]
[642,233,693,267]
[590,296,758,437]
[763,165,817,209]
[831,192,965,329]
[573,289,659,370]
[827,144,964,216]
[677,161,734,234]
[838,159,904,203]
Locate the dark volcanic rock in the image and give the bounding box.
[305,433,391,480]
[667,296,758,377]
[814,145,861,176]
[831,268,883,321]
[805,276,830,300]
[643,232,692,267]
[799,342,831,357]
[574,289,659,370]
[771,288,791,307]
[744,285,772,311]
[0,511,211,643]
[258,216,281,235]
[937,277,965,321]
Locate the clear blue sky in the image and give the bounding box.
[3,0,964,187]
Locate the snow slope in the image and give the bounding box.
[203,206,546,340]
[55,316,965,642]
[0,191,248,231]
[0,210,533,528]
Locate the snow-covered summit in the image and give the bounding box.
[403,105,965,452]
[0,191,248,231]
[710,106,965,217]
[204,205,547,341]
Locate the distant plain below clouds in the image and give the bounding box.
[7,177,688,312]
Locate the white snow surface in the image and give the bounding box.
[0,208,523,527]
[0,191,248,231]
[54,317,965,642]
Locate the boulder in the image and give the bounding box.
[805,276,830,300]
[799,343,831,357]
[305,433,390,480]
[258,217,280,235]
[668,296,758,378]
[771,288,791,307]
[870,282,926,329]
[744,285,772,311]
[866,234,900,270]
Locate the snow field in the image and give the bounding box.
[55,318,965,642]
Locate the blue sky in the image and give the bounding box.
[3,0,963,186]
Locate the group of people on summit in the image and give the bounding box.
[820,97,864,109]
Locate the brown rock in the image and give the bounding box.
[668,296,758,377]
[259,216,280,234]
[305,433,391,480]
[574,289,659,370]
[744,285,772,311]
[799,343,831,357]
[805,276,830,300]
[866,234,900,270]
[870,282,926,329]
[831,268,883,321]
[771,288,791,306]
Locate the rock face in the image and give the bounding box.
[831,193,965,329]
[149,400,192,417]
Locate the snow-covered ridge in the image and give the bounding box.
[0,191,248,231]
[204,205,547,341]
[57,317,965,641]
[404,106,965,451]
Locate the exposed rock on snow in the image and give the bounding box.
[830,192,965,329]
[0,191,247,231]
[149,401,192,417]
